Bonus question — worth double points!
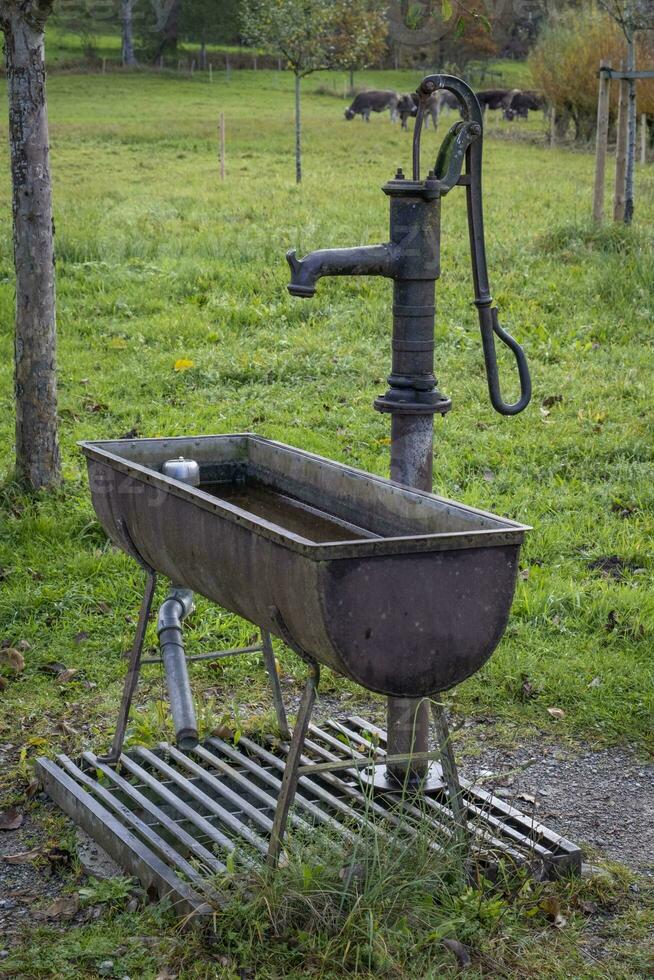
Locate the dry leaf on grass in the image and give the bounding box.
[442,937,471,967]
[0,649,25,672]
[2,847,41,864]
[37,894,80,921]
[0,808,24,831]
[546,707,566,719]
[541,895,568,928]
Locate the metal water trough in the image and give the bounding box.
[81,433,529,698]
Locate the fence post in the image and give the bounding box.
[640,113,647,165]
[549,106,556,148]
[219,112,225,181]
[592,60,611,223]
[613,67,628,221]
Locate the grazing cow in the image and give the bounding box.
[503,89,545,120]
[439,91,460,112]
[397,92,442,130]
[344,90,399,122]
[475,88,512,112]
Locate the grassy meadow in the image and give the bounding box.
[0,66,653,977]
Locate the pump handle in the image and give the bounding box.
[416,74,532,416]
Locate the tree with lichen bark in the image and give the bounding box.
[0,0,60,490]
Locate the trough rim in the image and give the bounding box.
[79,434,531,561]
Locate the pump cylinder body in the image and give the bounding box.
[377,186,446,784]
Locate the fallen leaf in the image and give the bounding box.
[519,568,530,580]
[546,707,565,720]
[212,724,234,740]
[94,602,112,615]
[37,894,80,920]
[541,394,563,408]
[57,720,79,736]
[3,847,41,864]
[174,358,194,371]
[0,808,24,831]
[41,661,69,676]
[520,674,538,700]
[518,792,536,804]
[25,778,40,798]
[482,469,495,482]
[85,402,108,414]
[442,938,471,967]
[588,676,601,688]
[541,895,568,928]
[15,639,30,652]
[0,648,25,672]
[73,630,89,645]
[605,610,618,632]
[57,668,79,684]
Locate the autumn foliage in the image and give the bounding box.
[529,8,654,140]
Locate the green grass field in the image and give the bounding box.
[0,67,653,977]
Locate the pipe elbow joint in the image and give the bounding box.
[157,588,194,634]
[286,249,317,297]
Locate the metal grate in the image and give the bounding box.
[37,716,581,917]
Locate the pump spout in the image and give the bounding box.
[286,244,394,297]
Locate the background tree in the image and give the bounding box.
[180,0,223,68]
[136,0,181,64]
[597,0,654,222]
[0,0,61,489]
[329,0,387,90]
[241,0,338,184]
[529,7,654,142]
[122,0,137,66]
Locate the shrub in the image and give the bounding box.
[529,8,654,142]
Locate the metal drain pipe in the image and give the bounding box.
[157,587,198,749]
[159,457,200,749]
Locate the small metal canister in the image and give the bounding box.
[161,457,200,487]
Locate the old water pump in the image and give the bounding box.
[38,75,578,900]
[287,74,531,787]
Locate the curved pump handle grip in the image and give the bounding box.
[416,73,532,417]
[477,305,532,416]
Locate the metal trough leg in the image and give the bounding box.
[267,661,319,867]
[261,629,290,739]
[431,700,467,842]
[99,567,157,764]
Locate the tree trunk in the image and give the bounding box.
[121,0,137,67]
[624,34,636,225]
[1,2,60,489]
[151,0,181,65]
[295,71,302,184]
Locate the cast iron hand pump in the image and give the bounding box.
[287,74,531,438]
[287,74,531,787]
